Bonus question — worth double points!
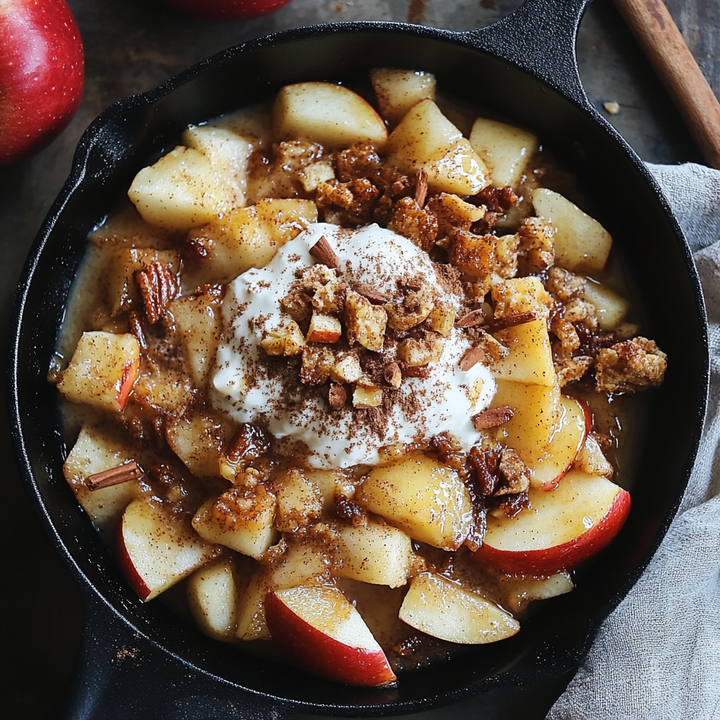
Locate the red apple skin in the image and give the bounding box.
[475,488,631,576]
[0,0,84,164]
[161,0,293,21]
[115,522,152,601]
[540,398,591,492]
[115,356,140,411]
[265,590,397,687]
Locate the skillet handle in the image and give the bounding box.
[49,591,288,720]
[464,0,593,110]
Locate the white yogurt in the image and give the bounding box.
[211,223,496,468]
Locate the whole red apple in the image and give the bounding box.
[161,0,293,21]
[0,0,84,165]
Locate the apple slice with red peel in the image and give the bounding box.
[475,470,631,575]
[399,572,520,644]
[265,586,396,686]
[528,396,590,491]
[117,497,221,601]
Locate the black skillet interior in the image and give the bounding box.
[9,0,708,717]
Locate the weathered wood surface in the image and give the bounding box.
[1,2,717,719]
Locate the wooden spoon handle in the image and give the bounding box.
[612,0,720,169]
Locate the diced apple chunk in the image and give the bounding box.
[63,425,146,538]
[128,146,233,232]
[399,572,520,644]
[187,198,318,285]
[334,521,414,588]
[272,82,388,150]
[532,188,613,272]
[370,68,436,125]
[273,467,323,532]
[117,497,220,601]
[192,486,278,559]
[186,555,238,641]
[490,379,561,466]
[165,409,232,478]
[57,331,140,412]
[167,290,223,388]
[583,279,630,331]
[182,124,255,208]
[386,99,489,195]
[469,117,538,188]
[491,319,555,386]
[360,455,473,550]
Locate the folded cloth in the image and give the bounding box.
[547,162,720,720]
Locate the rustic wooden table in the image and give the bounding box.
[0,1,716,718]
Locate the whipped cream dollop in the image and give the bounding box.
[211,223,496,468]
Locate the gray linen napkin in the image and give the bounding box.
[547,162,720,720]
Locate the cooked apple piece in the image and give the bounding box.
[334,520,414,588]
[236,538,331,641]
[299,159,336,193]
[583,279,630,331]
[128,146,233,232]
[132,363,194,416]
[273,467,323,532]
[532,188,613,272]
[490,379,562,466]
[186,555,238,641]
[353,385,383,408]
[468,117,538,188]
[370,68,436,125]
[528,395,589,490]
[187,198,317,285]
[265,585,397,686]
[426,302,456,337]
[491,318,555,386]
[167,289,223,388]
[117,497,221,601]
[491,276,550,318]
[192,486,279,559]
[272,82,388,150]
[165,409,233,478]
[399,572,520,644]
[386,99,489,195]
[306,312,342,344]
[63,424,147,538]
[475,470,631,575]
[360,454,473,550]
[500,572,574,613]
[103,247,180,317]
[182,124,255,208]
[57,331,140,412]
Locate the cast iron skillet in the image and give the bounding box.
[9,0,709,717]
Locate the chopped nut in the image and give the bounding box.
[386,282,436,331]
[345,290,387,352]
[455,309,485,328]
[383,362,402,389]
[460,346,489,371]
[328,383,347,409]
[309,234,340,268]
[300,345,335,385]
[492,310,538,330]
[330,352,363,383]
[518,216,555,272]
[472,406,514,430]
[414,169,428,208]
[135,261,178,324]
[261,319,306,356]
[353,283,392,304]
[449,230,496,277]
[496,448,531,494]
[595,337,667,393]
[398,335,445,367]
[299,159,335,193]
[306,313,342,343]
[555,354,594,387]
[387,196,438,252]
[312,280,343,313]
[353,385,383,408]
[426,302,456,336]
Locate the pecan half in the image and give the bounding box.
[135,261,177,324]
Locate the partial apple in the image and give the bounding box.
[265,585,396,686]
[0,0,84,164]
[161,0,293,21]
[273,82,388,151]
[399,572,519,644]
[475,470,631,575]
[117,497,221,601]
